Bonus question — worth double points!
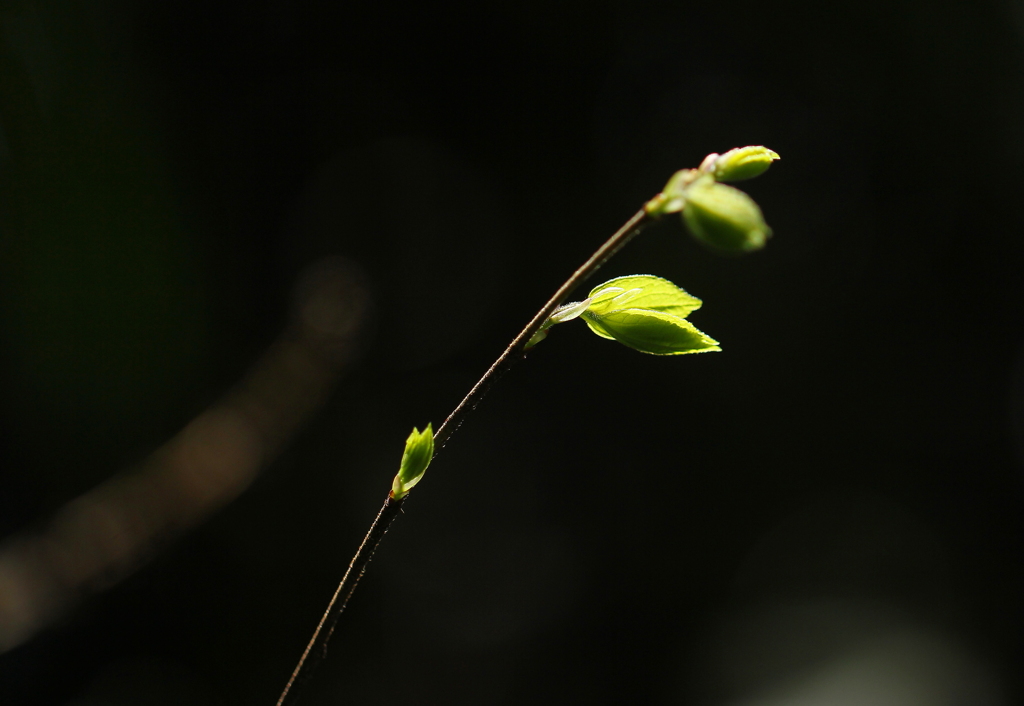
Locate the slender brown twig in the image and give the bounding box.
[276,496,405,706]
[434,208,652,449]
[276,207,655,705]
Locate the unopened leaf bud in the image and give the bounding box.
[391,424,434,499]
[682,178,771,253]
[712,146,780,182]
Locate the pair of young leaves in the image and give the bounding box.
[535,274,719,356]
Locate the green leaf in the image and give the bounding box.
[588,275,703,319]
[581,275,719,355]
[581,308,720,355]
[682,178,771,253]
[391,423,434,499]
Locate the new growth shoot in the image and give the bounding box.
[276,146,780,706]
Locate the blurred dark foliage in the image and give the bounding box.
[1,0,1024,704]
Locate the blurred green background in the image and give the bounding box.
[2,0,1024,704]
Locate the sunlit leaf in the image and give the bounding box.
[588,275,703,319]
[581,308,720,355]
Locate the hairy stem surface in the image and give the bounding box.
[276,496,405,706]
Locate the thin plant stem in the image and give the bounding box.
[276,496,405,706]
[275,207,654,705]
[434,207,652,449]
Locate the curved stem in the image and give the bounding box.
[275,496,405,706]
[432,208,652,450]
[275,207,654,705]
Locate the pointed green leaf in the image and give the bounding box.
[581,308,720,355]
[391,423,434,499]
[588,275,703,319]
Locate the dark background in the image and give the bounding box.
[2,0,1024,704]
